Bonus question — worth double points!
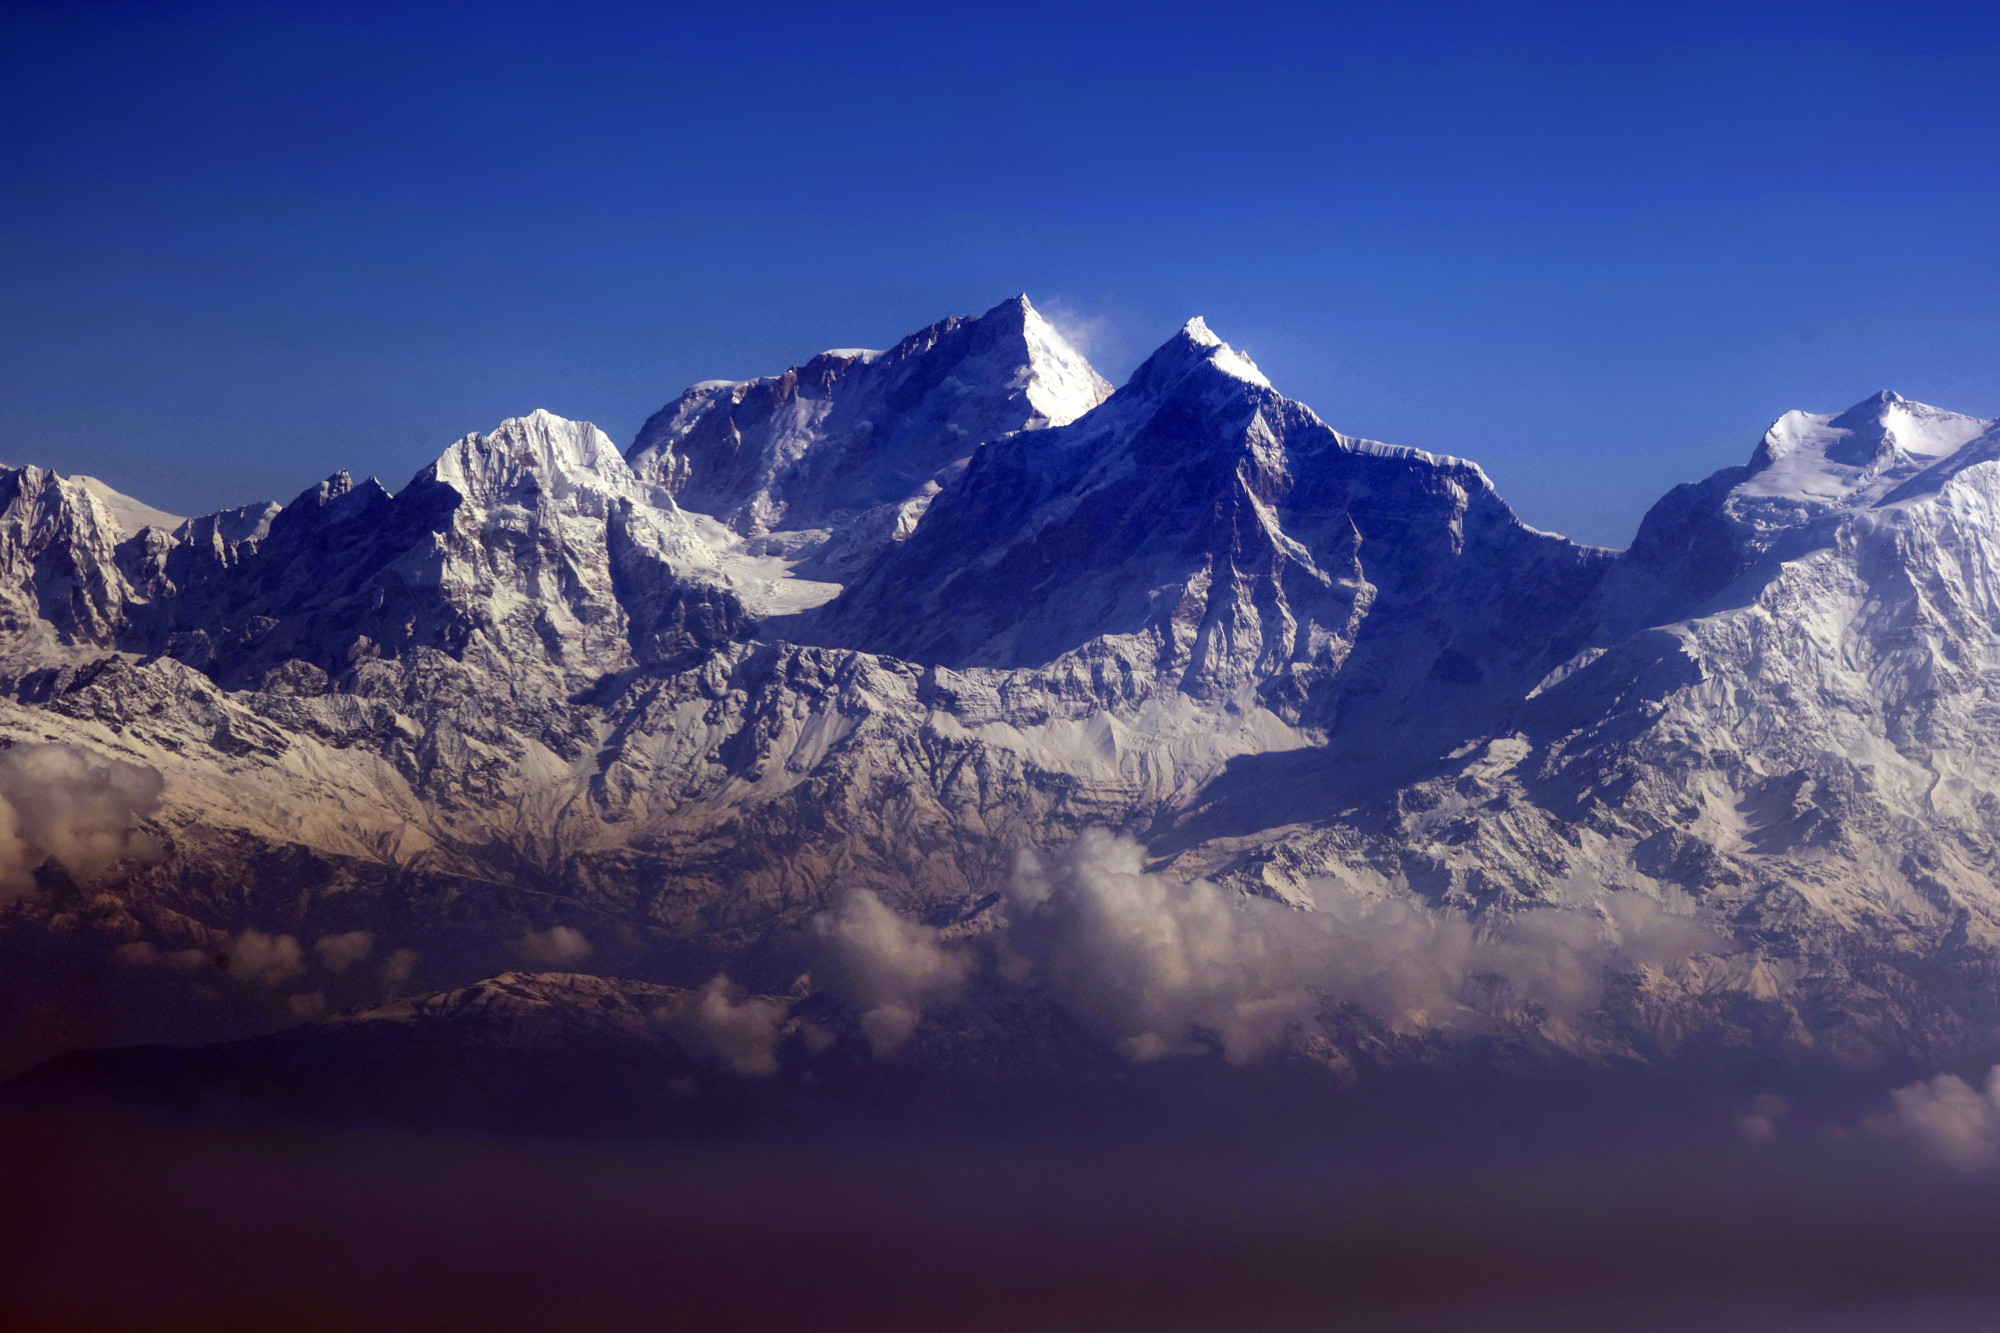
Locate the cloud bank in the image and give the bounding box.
[0,742,164,902]
[805,829,1729,1066]
[1005,829,1729,1063]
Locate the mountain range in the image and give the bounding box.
[5,294,1998,1126]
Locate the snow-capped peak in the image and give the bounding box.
[72,475,185,538]
[1737,390,1992,512]
[1120,317,1274,403]
[426,410,666,512]
[1013,296,1116,427]
[1174,316,1270,389]
[623,295,1113,538]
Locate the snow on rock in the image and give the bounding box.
[804,313,1608,780]
[3,308,2000,1084]
[626,295,1113,554]
[72,477,184,539]
[1739,390,1990,513]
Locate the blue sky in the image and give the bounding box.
[3,1,1996,546]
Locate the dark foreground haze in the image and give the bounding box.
[4,1098,1999,1332]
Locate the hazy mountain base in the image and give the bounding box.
[0,964,1953,1154]
[4,1095,1999,1332]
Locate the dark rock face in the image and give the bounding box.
[628,294,1112,536]
[808,320,1609,761]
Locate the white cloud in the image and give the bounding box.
[809,889,968,1056]
[1869,1067,2000,1171]
[1007,830,1326,1063]
[515,925,594,968]
[221,929,309,986]
[379,947,419,994]
[0,742,163,903]
[313,930,374,973]
[656,975,789,1076]
[157,929,309,986]
[1005,829,1728,1064]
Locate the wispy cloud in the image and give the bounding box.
[1036,296,1127,372]
[313,930,375,973]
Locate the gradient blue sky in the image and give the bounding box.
[4,1,1997,546]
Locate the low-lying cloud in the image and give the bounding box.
[1870,1066,2000,1171]
[809,888,968,1055]
[313,930,374,972]
[656,975,789,1076]
[1738,1092,1791,1144]
[121,928,418,1013]
[0,742,163,902]
[120,928,313,986]
[516,925,594,968]
[1005,829,1731,1064]
[189,929,310,986]
[379,946,419,995]
[804,830,1729,1065]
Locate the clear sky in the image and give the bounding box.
[3,1,1997,547]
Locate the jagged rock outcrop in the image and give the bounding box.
[805,317,1610,760]
[628,295,1111,573]
[0,465,157,657]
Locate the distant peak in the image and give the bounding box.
[1180,316,1222,348]
[974,293,1040,336]
[504,408,593,436]
[1828,390,1905,427]
[487,410,613,443]
[1124,316,1272,396]
[1823,389,1988,436]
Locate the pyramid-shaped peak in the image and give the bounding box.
[1123,316,1273,398]
[291,470,355,507]
[965,293,1051,345]
[625,295,1112,535]
[1829,389,1909,428]
[417,410,646,511]
[972,293,1068,348]
[484,411,621,460]
[1181,315,1222,347]
[984,293,1036,321]
[1821,389,1988,443]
